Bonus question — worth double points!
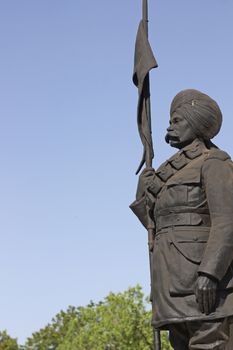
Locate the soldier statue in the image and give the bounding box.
[130,89,233,349]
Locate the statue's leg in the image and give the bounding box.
[188,318,230,350]
[169,323,189,350]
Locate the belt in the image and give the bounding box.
[156,212,210,232]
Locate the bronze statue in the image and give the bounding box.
[130,89,233,349]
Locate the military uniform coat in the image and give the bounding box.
[130,140,233,328]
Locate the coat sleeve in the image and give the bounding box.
[198,156,233,281]
[130,169,164,230]
[130,196,150,229]
[129,190,156,230]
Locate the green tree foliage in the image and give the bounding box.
[0,331,19,350]
[24,286,172,350]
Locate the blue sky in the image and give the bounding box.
[0,0,233,344]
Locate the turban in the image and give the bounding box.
[170,89,222,140]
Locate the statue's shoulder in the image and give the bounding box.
[204,148,231,162]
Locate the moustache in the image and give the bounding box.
[165,133,180,144]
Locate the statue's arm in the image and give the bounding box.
[130,168,156,229]
[194,156,233,314]
[198,157,233,281]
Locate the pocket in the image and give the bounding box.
[162,184,188,208]
[164,169,201,208]
[166,168,201,186]
[168,228,209,296]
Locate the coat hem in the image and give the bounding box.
[152,312,233,329]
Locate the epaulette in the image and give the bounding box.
[203,148,231,162]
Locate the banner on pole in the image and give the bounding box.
[133,20,158,174]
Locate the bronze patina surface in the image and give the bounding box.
[131,89,233,349]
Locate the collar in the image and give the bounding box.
[181,139,207,159]
[155,139,207,183]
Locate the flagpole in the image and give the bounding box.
[142,1,161,350]
[142,0,153,168]
[143,0,148,36]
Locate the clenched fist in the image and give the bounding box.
[195,274,218,315]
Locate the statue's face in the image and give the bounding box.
[165,113,197,149]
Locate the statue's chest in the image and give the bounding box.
[155,157,206,212]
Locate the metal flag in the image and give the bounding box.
[133,0,158,174]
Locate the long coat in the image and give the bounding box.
[130,140,233,328]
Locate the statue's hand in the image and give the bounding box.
[194,274,218,315]
[136,167,155,200]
